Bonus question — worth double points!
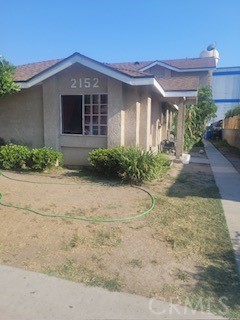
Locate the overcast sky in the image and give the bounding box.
[1,0,240,67]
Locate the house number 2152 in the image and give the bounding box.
[70,78,99,88]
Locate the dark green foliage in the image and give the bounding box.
[27,147,63,171]
[0,144,62,171]
[89,146,170,184]
[184,86,217,150]
[88,147,123,177]
[0,57,20,96]
[0,144,31,169]
[225,105,240,118]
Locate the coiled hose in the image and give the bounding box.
[0,171,155,223]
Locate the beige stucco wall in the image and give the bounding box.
[42,64,109,164]
[171,70,212,86]
[0,62,178,165]
[150,93,163,150]
[122,85,154,150]
[147,65,171,78]
[0,86,44,147]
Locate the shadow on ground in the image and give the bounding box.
[187,250,240,317]
[167,162,220,200]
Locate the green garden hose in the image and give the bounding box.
[0,170,155,223]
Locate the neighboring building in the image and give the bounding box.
[212,67,240,121]
[0,52,215,165]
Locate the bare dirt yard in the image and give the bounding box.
[0,158,240,318]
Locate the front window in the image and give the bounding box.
[62,94,108,135]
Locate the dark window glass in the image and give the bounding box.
[101,94,108,104]
[62,94,108,136]
[62,96,82,134]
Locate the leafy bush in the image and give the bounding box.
[27,147,63,171]
[0,144,63,171]
[89,146,170,184]
[225,105,240,118]
[180,86,217,151]
[88,147,123,177]
[0,144,31,169]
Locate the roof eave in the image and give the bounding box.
[15,53,156,89]
[164,90,198,98]
[139,60,215,73]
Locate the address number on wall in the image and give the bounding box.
[70,78,99,88]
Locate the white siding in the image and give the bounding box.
[212,67,240,121]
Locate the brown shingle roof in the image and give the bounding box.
[157,76,199,91]
[108,57,216,72]
[14,59,63,81]
[13,54,215,86]
[161,57,216,69]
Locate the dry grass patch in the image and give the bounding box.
[0,162,240,318]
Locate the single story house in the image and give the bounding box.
[0,52,216,165]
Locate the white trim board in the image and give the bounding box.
[139,60,215,73]
[16,53,198,99]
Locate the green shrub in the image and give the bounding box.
[225,105,240,118]
[89,146,170,184]
[0,144,31,169]
[0,144,63,171]
[88,147,123,177]
[119,148,170,184]
[28,147,63,171]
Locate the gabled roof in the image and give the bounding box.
[108,57,216,73]
[13,52,215,98]
[14,59,62,81]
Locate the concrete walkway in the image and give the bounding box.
[0,264,223,320]
[204,140,240,273]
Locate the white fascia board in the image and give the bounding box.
[139,61,214,73]
[164,91,198,98]
[153,79,166,96]
[16,55,165,94]
[15,54,196,100]
[17,57,134,89]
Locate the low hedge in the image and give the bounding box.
[27,147,63,171]
[0,144,63,171]
[89,146,170,185]
[0,144,31,170]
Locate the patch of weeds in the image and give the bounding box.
[43,260,121,292]
[63,234,86,250]
[63,219,73,225]
[129,259,143,268]
[150,260,158,266]
[175,269,190,282]
[159,284,184,299]
[92,228,122,247]
[91,255,105,269]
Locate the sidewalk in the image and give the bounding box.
[0,264,223,320]
[204,140,240,273]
